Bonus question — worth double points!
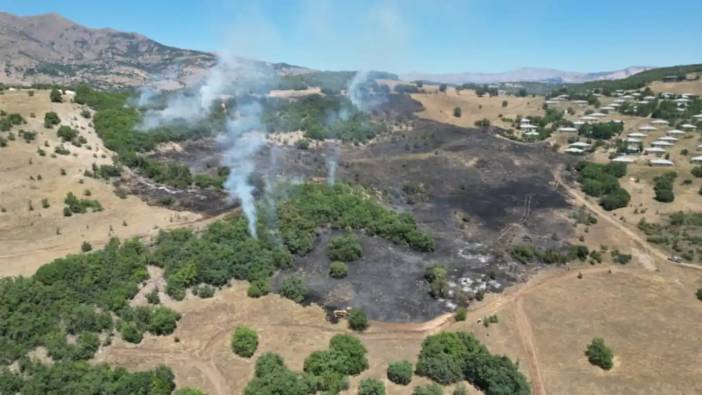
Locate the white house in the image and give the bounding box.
[651,119,669,125]
[690,156,702,163]
[639,125,657,131]
[569,142,591,148]
[651,140,674,147]
[650,159,674,167]
[681,124,697,130]
[612,156,636,163]
[564,147,584,154]
[644,147,666,156]
[667,129,686,135]
[558,127,578,132]
[628,132,647,138]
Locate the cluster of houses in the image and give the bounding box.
[611,121,699,166]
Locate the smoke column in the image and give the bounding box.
[221,102,266,238]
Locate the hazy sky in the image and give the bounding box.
[2,0,701,74]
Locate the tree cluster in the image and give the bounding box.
[415,331,530,395]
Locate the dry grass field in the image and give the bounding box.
[649,78,702,96]
[4,87,702,395]
[409,86,545,129]
[0,89,201,277]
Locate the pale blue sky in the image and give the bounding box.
[1,0,701,74]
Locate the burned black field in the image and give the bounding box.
[140,94,575,322]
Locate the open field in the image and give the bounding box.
[0,89,201,277]
[649,79,702,96]
[409,86,545,129]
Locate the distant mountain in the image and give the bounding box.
[0,12,308,89]
[400,66,651,85]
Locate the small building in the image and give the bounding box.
[690,156,702,163]
[658,136,678,142]
[651,140,674,147]
[650,158,674,167]
[667,129,686,135]
[681,123,697,130]
[628,132,647,138]
[612,156,636,163]
[644,147,666,156]
[569,142,591,148]
[590,112,606,117]
[558,127,578,132]
[651,119,669,125]
[692,114,702,119]
[639,125,657,132]
[564,147,584,154]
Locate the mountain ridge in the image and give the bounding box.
[400,66,651,85]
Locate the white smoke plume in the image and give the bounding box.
[220,102,266,238]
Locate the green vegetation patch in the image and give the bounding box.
[575,161,630,211]
[585,337,614,370]
[303,334,368,393]
[638,211,702,262]
[415,331,530,395]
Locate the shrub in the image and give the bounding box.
[147,307,181,335]
[697,288,702,301]
[146,288,160,304]
[247,279,270,298]
[244,353,309,395]
[453,107,462,118]
[387,360,413,385]
[81,241,92,252]
[231,326,258,358]
[303,334,368,392]
[44,111,60,128]
[193,284,215,298]
[329,261,348,278]
[413,383,444,395]
[585,337,613,370]
[50,87,63,103]
[57,125,78,142]
[348,308,368,331]
[654,171,677,203]
[454,307,467,322]
[328,233,363,262]
[279,275,308,303]
[425,265,449,298]
[120,322,144,344]
[415,332,529,394]
[358,378,385,395]
[692,166,702,177]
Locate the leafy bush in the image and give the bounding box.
[304,334,368,393]
[454,307,467,322]
[453,107,462,118]
[329,261,348,278]
[81,241,92,252]
[585,337,613,370]
[231,326,258,358]
[279,275,308,303]
[50,87,63,103]
[244,353,310,395]
[387,360,413,385]
[654,171,677,203]
[692,166,702,178]
[0,361,175,394]
[44,112,60,128]
[359,378,385,395]
[425,266,449,298]
[576,161,629,210]
[348,308,368,331]
[64,192,102,214]
[415,332,529,394]
[146,288,160,304]
[696,288,702,301]
[328,233,363,262]
[57,125,78,142]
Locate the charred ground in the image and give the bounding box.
[138,93,575,321]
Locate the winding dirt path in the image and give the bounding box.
[515,298,545,395]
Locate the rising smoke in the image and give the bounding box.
[137,55,274,238]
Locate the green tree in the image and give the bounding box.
[453,107,462,118]
[328,233,363,262]
[387,360,413,385]
[359,378,385,395]
[425,266,449,298]
[348,308,368,331]
[329,261,348,278]
[44,111,61,128]
[279,275,308,303]
[454,307,467,322]
[585,337,613,370]
[50,87,63,103]
[231,326,259,358]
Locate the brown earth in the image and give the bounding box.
[0,89,202,277]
